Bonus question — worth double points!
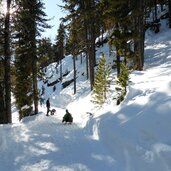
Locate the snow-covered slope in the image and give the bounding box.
[1,19,171,171]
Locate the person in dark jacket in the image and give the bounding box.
[62,109,73,124]
[46,98,50,116]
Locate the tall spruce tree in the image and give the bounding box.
[4,0,12,123]
[14,0,50,119]
[68,18,79,94]
[55,22,65,81]
[92,54,111,107]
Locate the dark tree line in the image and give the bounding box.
[0,0,50,123]
[13,0,50,120]
[61,0,171,87]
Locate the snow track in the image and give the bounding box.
[0,113,116,171]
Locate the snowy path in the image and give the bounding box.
[0,113,116,171]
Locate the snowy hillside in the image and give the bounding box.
[1,19,171,171]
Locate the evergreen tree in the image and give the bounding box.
[13,0,34,120]
[116,62,129,105]
[68,18,79,94]
[13,0,50,119]
[133,0,145,70]
[14,55,33,120]
[0,0,14,123]
[92,53,111,107]
[101,0,146,71]
[55,22,66,81]
[101,0,134,75]
[37,38,54,72]
[4,0,12,123]
[62,0,101,90]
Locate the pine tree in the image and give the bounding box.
[133,0,145,70]
[37,37,54,69]
[4,0,12,123]
[101,0,146,71]
[92,53,111,107]
[101,0,134,74]
[62,0,101,90]
[55,22,66,81]
[13,0,50,120]
[0,0,14,123]
[68,18,79,94]
[14,55,33,120]
[116,62,129,105]
[13,0,34,120]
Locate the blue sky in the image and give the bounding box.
[42,0,65,41]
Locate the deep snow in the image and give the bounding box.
[1,19,171,171]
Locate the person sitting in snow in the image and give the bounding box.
[46,98,50,116]
[62,109,73,124]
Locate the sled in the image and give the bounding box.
[46,109,56,116]
[50,109,56,115]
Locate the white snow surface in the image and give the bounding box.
[1,19,171,171]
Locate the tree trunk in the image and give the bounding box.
[84,0,96,90]
[88,12,96,90]
[0,81,5,123]
[80,52,83,64]
[60,59,62,81]
[91,23,96,67]
[31,1,38,115]
[73,55,76,94]
[168,0,171,28]
[88,27,95,90]
[4,0,11,123]
[32,50,38,114]
[116,47,121,77]
[60,42,64,81]
[86,50,89,80]
[134,0,145,70]
[154,0,158,21]
[84,24,89,80]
